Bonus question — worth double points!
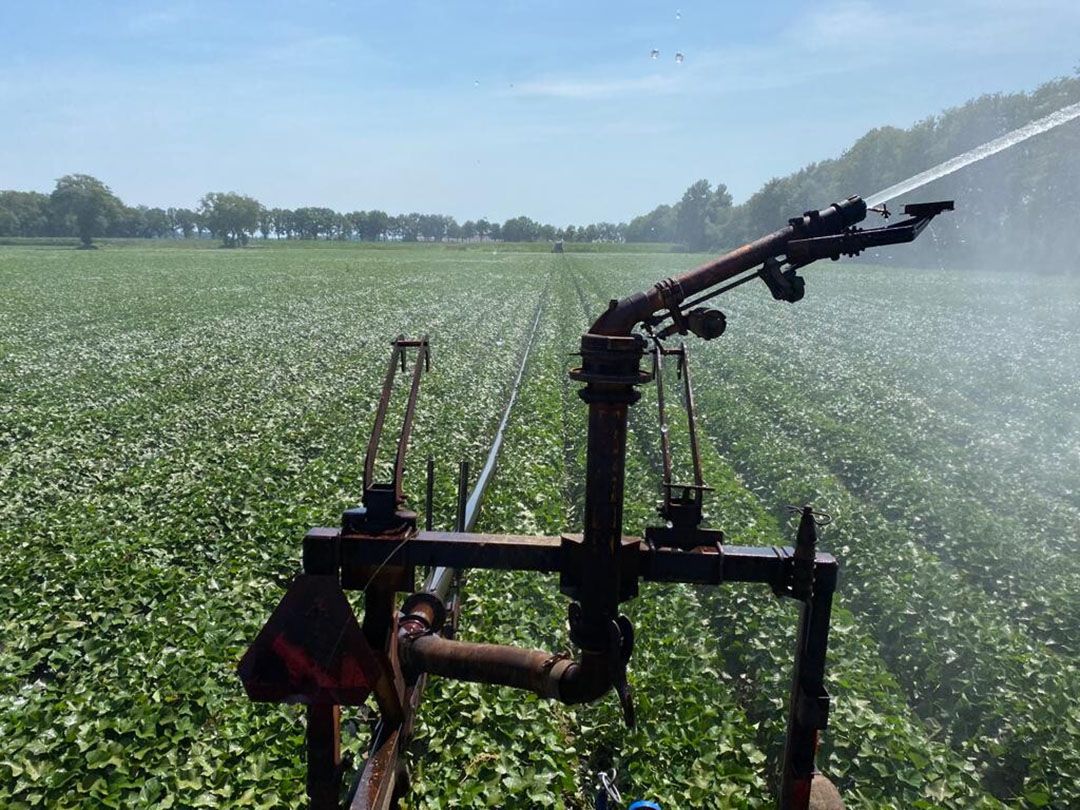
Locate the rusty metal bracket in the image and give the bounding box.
[644,339,719,551]
[361,335,430,517]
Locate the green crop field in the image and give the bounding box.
[1,243,1078,809]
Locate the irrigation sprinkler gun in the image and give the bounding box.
[239,194,952,809]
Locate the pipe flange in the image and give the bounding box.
[401,591,447,633]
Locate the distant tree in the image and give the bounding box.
[49,174,123,247]
[344,211,364,240]
[399,212,422,241]
[0,190,51,237]
[740,178,790,245]
[592,222,622,242]
[110,205,144,238]
[675,179,713,251]
[501,215,539,242]
[475,218,491,241]
[272,208,295,239]
[332,212,351,240]
[179,209,198,238]
[624,204,675,243]
[364,210,390,241]
[704,183,734,248]
[258,208,274,240]
[292,207,337,239]
[418,213,447,241]
[198,192,262,247]
[139,207,172,238]
[168,207,198,238]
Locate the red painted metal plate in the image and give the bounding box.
[238,574,378,705]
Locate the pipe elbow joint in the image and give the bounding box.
[555,651,612,705]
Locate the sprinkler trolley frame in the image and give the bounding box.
[239,195,952,809]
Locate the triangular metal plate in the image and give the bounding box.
[238,574,378,705]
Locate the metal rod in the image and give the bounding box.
[779,578,836,810]
[679,268,760,312]
[417,301,546,660]
[653,343,673,487]
[392,336,429,504]
[424,456,434,532]
[314,524,831,588]
[306,704,343,810]
[454,461,469,533]
[679,345,705,488]
[462,300,543,532]
[779,510,837,810]
[349,721,401,810]
[363,338,404,492]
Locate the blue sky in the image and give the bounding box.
[1,1,1077,224]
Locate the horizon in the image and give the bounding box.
[2,1,1078,224]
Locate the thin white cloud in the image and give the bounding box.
[793,0,1080,56]
[513,73,680,100]
[510,0,1080,105]
[126,6,194,35]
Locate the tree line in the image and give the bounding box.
[625,74,1080,270]
[0,176,627,248]
[5,73,1077,261]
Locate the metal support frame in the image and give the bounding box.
[240,195,952,810]
[290,525,837,809]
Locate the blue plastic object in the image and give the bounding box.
[628,802,661,810]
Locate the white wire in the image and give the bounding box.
[598,769,622,804]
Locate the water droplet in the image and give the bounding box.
[675,9,681,20]
[674,52,684,64]
[650,48,660,60]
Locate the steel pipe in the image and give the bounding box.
[589,197,868,336]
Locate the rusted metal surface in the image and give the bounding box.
[307,704,344,810]
[589,198,869,336]
[393,339,429,501]
[349,721,402,810]
[305,525,836,590]
[653,342,674,486]
[362,336,430,507]
[423,456,434,532]
[568,333,645,659]
[589,196,950,338]
[780,509,836,810]
[238,575,378,706]
[648,341,716,550]
[400,631,573,700]
[343,529,562,572]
